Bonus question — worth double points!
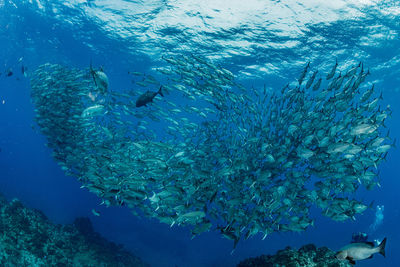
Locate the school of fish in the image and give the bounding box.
[29,55,394,248]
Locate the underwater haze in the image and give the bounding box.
[1,0,400,266]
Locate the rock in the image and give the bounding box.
[0,193,149,266]
[237,244,352,267]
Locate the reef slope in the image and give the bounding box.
[237,244,351,267]
[0,194,148,266]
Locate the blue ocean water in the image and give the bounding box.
[0,0,399,266]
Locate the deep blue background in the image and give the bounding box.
[1,1,399,266]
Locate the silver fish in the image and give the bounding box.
[336,238,386,265]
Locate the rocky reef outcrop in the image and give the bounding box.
[237,244,352,267]
[0,194,148,266]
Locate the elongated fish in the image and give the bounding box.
[298,62,310,85]
[326,59,338,80]
[306,70,318,89]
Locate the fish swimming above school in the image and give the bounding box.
[29,55,394,247]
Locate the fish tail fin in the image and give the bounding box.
[158,86,164,97]
[383,152,388,161]
[386,129,391,138]
[369,200,374,209]
[378,237,387,257]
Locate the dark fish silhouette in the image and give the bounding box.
[6,68,13,77]
[136,86,163,107]
[351,232,368,243]
[21,65,28,77]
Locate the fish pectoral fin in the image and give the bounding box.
[346,256,356,265]
[367,254,373,259]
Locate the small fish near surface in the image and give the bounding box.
[336,237,386,265]
[298,61,310,85]
[136,86,164,107]
[326,59,338,80]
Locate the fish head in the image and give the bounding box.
[335,250,347,260]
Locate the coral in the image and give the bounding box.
[237,244,352,267]
[0,194,148,266]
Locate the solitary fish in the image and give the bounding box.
[336,237,386,265]
[91,209,101,216]
[6,68,13,77]
[136,86,163,107]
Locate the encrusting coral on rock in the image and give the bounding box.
[237,244,352,267]
[0,194,148,266]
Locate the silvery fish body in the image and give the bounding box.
[336,238,386,265]
[93,70,109,94]
[81,104,105,118]
[90,63,109,94]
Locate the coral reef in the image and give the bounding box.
[237,244,352,267]
[0,194,148,266]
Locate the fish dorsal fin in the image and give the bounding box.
[351,241,374,246]
[363,241,375,247]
